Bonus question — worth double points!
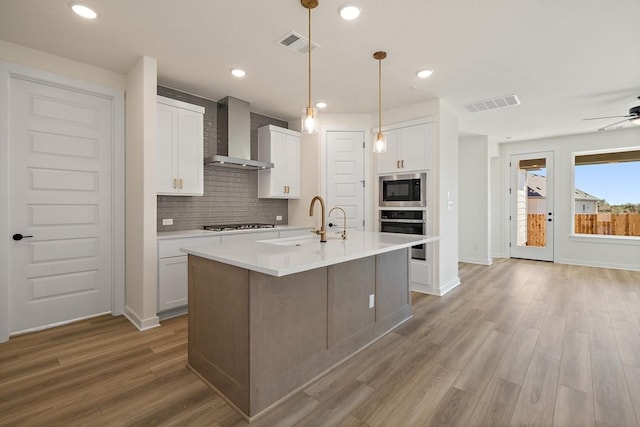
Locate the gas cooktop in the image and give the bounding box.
[202,223,276,232]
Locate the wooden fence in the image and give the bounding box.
[525,213,640,247]
[527,214,546,247]
[575,213,640,237]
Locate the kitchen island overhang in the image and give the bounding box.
[181,231,438,420]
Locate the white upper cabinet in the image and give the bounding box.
[157,96,205,196]
[376,122,434,174]
[258,125,301,199]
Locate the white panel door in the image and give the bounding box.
[510,152,554,261]
[9,76,113,333]
[326,131,365,231]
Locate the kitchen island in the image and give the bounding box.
[181,231,438,420]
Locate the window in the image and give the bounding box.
[573,149,640,237]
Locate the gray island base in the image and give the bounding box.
[187,247,412,421]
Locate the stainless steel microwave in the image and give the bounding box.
[379,173,426,207]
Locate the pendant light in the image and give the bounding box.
[373,51,387,153]
[301,0,319,134]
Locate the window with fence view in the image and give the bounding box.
[573,149,640,238]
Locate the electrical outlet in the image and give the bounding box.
[276,215,283,221]
[369,294,375,309]
[162,218,173,226]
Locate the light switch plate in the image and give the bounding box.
[276,215,283,221]
[162,218,173,226]
[369,294,375,308]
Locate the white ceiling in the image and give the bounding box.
[1,0,639,142]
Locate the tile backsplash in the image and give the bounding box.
[156,86,289,231]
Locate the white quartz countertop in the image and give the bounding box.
[180,231,439,277]
[157,225,310,240]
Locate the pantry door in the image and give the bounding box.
[6,71,121,335]
[326,131,365,231]
[509,152,554,261]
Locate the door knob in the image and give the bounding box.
[12,233,33,241]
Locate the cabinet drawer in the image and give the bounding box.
[158,236,221,258]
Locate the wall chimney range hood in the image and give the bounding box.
[204,96,274,170]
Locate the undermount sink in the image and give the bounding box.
[257,233,341,247]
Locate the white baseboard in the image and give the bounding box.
[123,306,160,331]
[10,312,111,337]
[459,257,493,266]
[554,258,640,272]
[412,276,461,297]
[437,277,461,296]
[411,282,435,295]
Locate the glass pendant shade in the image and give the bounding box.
[301,106,319,134]
[374,132,386,153]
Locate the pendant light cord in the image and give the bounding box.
[308,5,312,110]
[378,58,382,134]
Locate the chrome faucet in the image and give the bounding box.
[309,196,327,242]
[328,206,347,240]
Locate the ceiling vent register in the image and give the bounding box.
[464,94,520,113]
[278,31,319,55]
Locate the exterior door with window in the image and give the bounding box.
[510,152,554,261]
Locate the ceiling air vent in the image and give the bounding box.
[278,31,319,55]
[464,94,520,113]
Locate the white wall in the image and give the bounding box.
[459,135,491,265]
[500,127,640,270]
[124,56,160,329]
[490,157,503,257]
[0,40,125,90]
[436,100,461,292]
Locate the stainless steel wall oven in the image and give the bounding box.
[379,210,426,260]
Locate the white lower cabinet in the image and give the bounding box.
[158,256,188,311]
[410,243,434,294]
[157,228,311,317]
[157,235,221,316]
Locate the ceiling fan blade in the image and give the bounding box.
[583,115,632,121]
[597,118,632,131]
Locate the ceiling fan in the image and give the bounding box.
[583,96,640,131]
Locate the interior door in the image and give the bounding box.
[9,76,113,333]
[326,131,365,231]
[510,152,554,261]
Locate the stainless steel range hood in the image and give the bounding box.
[204,96,274,170]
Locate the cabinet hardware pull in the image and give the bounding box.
[401,160,405,168]
[396,160,400,169]
[179,178,184,189]
[173,178,177,189]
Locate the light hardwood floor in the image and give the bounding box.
[2,258,640,426]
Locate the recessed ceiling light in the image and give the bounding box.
[416,69,433,79]
[69,2,99,19]
[338,4,361,20]
[315,102,327,109]
[230,68,246,78]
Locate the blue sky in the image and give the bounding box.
[575,161,640,205]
